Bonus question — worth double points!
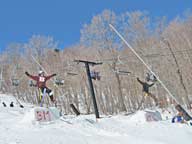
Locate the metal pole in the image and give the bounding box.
[85,63,100,118]
[109,24,179,104]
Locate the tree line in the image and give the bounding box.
[0,10,192,114]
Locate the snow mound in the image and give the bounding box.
[161,109,174,120]
[128,110,162,124]
[129,111,147,124]
[20,108,35,125]
[20,107,61,125]
[1,94,192,144]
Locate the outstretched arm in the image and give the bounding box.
[25,72,38,81]
[137,78,144,85]
[45,73,57,80]
[149,83,155,87]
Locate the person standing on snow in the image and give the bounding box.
[25,70,56,104]
[137,77,158,106]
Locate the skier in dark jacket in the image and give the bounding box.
[137,77,158,106]
[25,71,56,103]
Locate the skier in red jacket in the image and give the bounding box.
[25,70,56,103]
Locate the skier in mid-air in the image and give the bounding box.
[137,77,158,106]
[25,70,56,104]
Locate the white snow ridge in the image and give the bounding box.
[0,94,192,144]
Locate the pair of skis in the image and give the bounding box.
[39,88,46,107]
[38,88,57,107]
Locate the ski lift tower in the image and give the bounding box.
[74,60,102,119]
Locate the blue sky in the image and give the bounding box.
[0,0,191,52]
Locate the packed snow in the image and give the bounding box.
[0,94,192,144]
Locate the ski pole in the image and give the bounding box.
[15,96,24,108]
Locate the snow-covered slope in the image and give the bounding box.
[0,94,192,144]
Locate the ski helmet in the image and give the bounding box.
[38,70,44,75]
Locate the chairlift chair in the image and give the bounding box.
[29,80,37,87]
[146,72,157,82]
[55,78,64,86]
[12,79,20,86]
[54,48,60,53]
[90,71,101,80]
